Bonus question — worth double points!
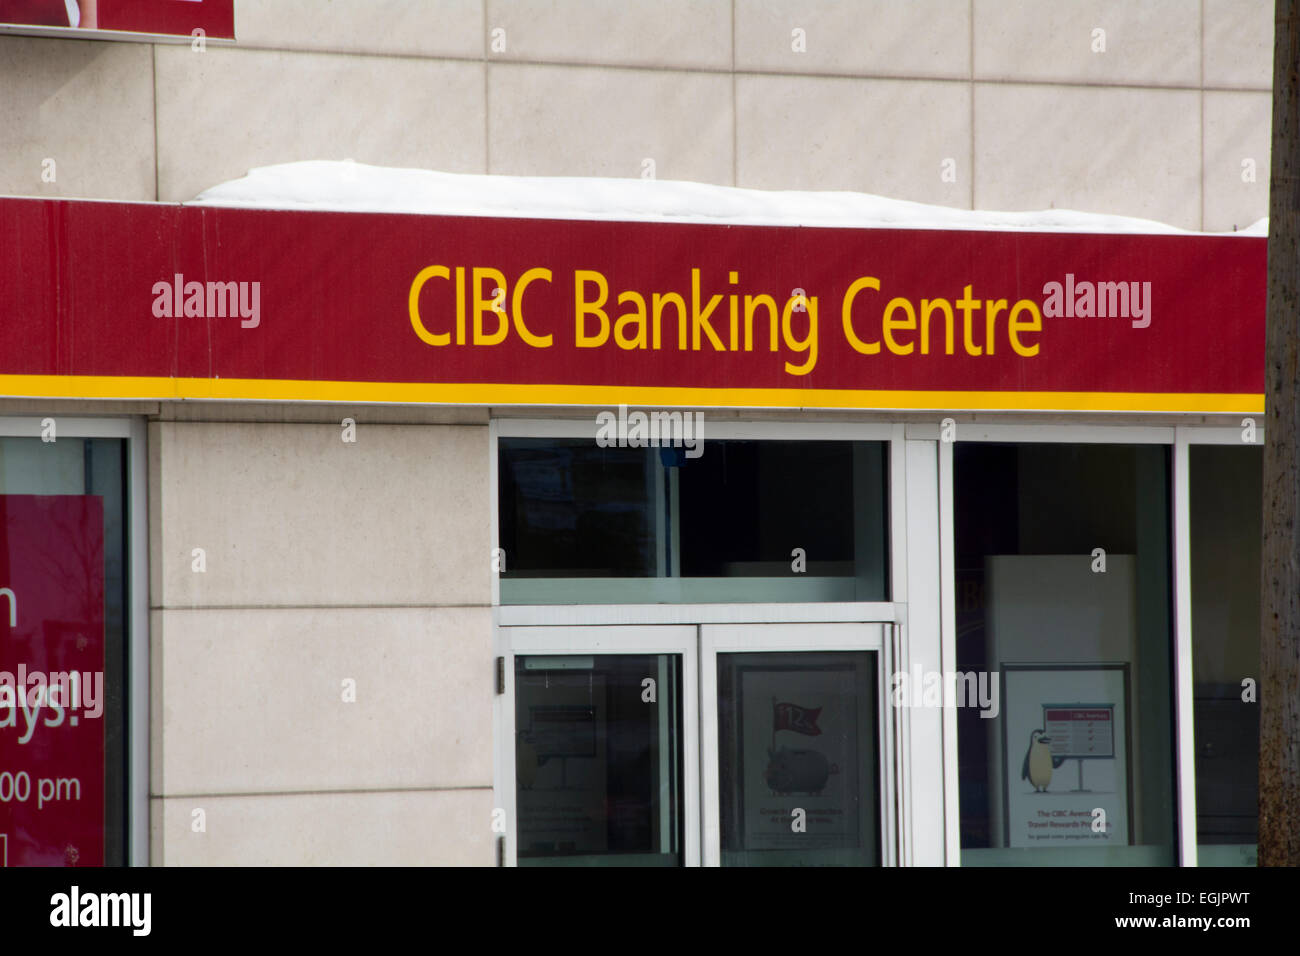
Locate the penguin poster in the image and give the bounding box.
[1001,665,1131,848]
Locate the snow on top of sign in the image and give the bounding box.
[191,160,1267,236]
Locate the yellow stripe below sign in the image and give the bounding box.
[0,374,1265,414]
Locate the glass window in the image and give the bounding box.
[954,443,1176,865]
[1190,444,1261,866]
[717,650,879,866]
[498,438,888,604]
[0,437,129,866]
[498,441,658,579]
[515,654,682,866]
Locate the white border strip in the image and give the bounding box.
[946,423,1176,444]
[495,417,896,441]
[498,602,898,627]
[128,417,149,866]
[0,416,131,438]
[938,436,960,865]
[1172,430,1199,866]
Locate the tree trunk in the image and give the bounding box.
[1261,0,1300,867]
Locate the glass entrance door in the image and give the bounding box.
[500,623,888,866]
[701,624,887,867]
[499,625,700,867]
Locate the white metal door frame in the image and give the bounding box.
[491,418,916,866]
[492,416,1267,868]
[699,622,889,866]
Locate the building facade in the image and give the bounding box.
[0,1,1274,867]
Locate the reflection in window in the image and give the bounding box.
[1190,445,1261,866]
[498,442,656,578]
[954,443,1176,865]
[498,438,887,604]
[515,654,682,866]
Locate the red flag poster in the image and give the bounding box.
[0,495,105,867]
[773,702,822,736]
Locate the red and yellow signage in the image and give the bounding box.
[0,197,1265,413]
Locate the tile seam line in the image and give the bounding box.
[1200,0,1206,232]
[482,0,489,174]
[731,0,737,188]
[150,43,160,202]
[168,45,1265,93]
[968,0,975,213]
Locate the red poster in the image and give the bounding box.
[0,495,105,867]
[0,0,235,41]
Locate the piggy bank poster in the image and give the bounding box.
[739,666,861,850]
[0,495,105,866]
